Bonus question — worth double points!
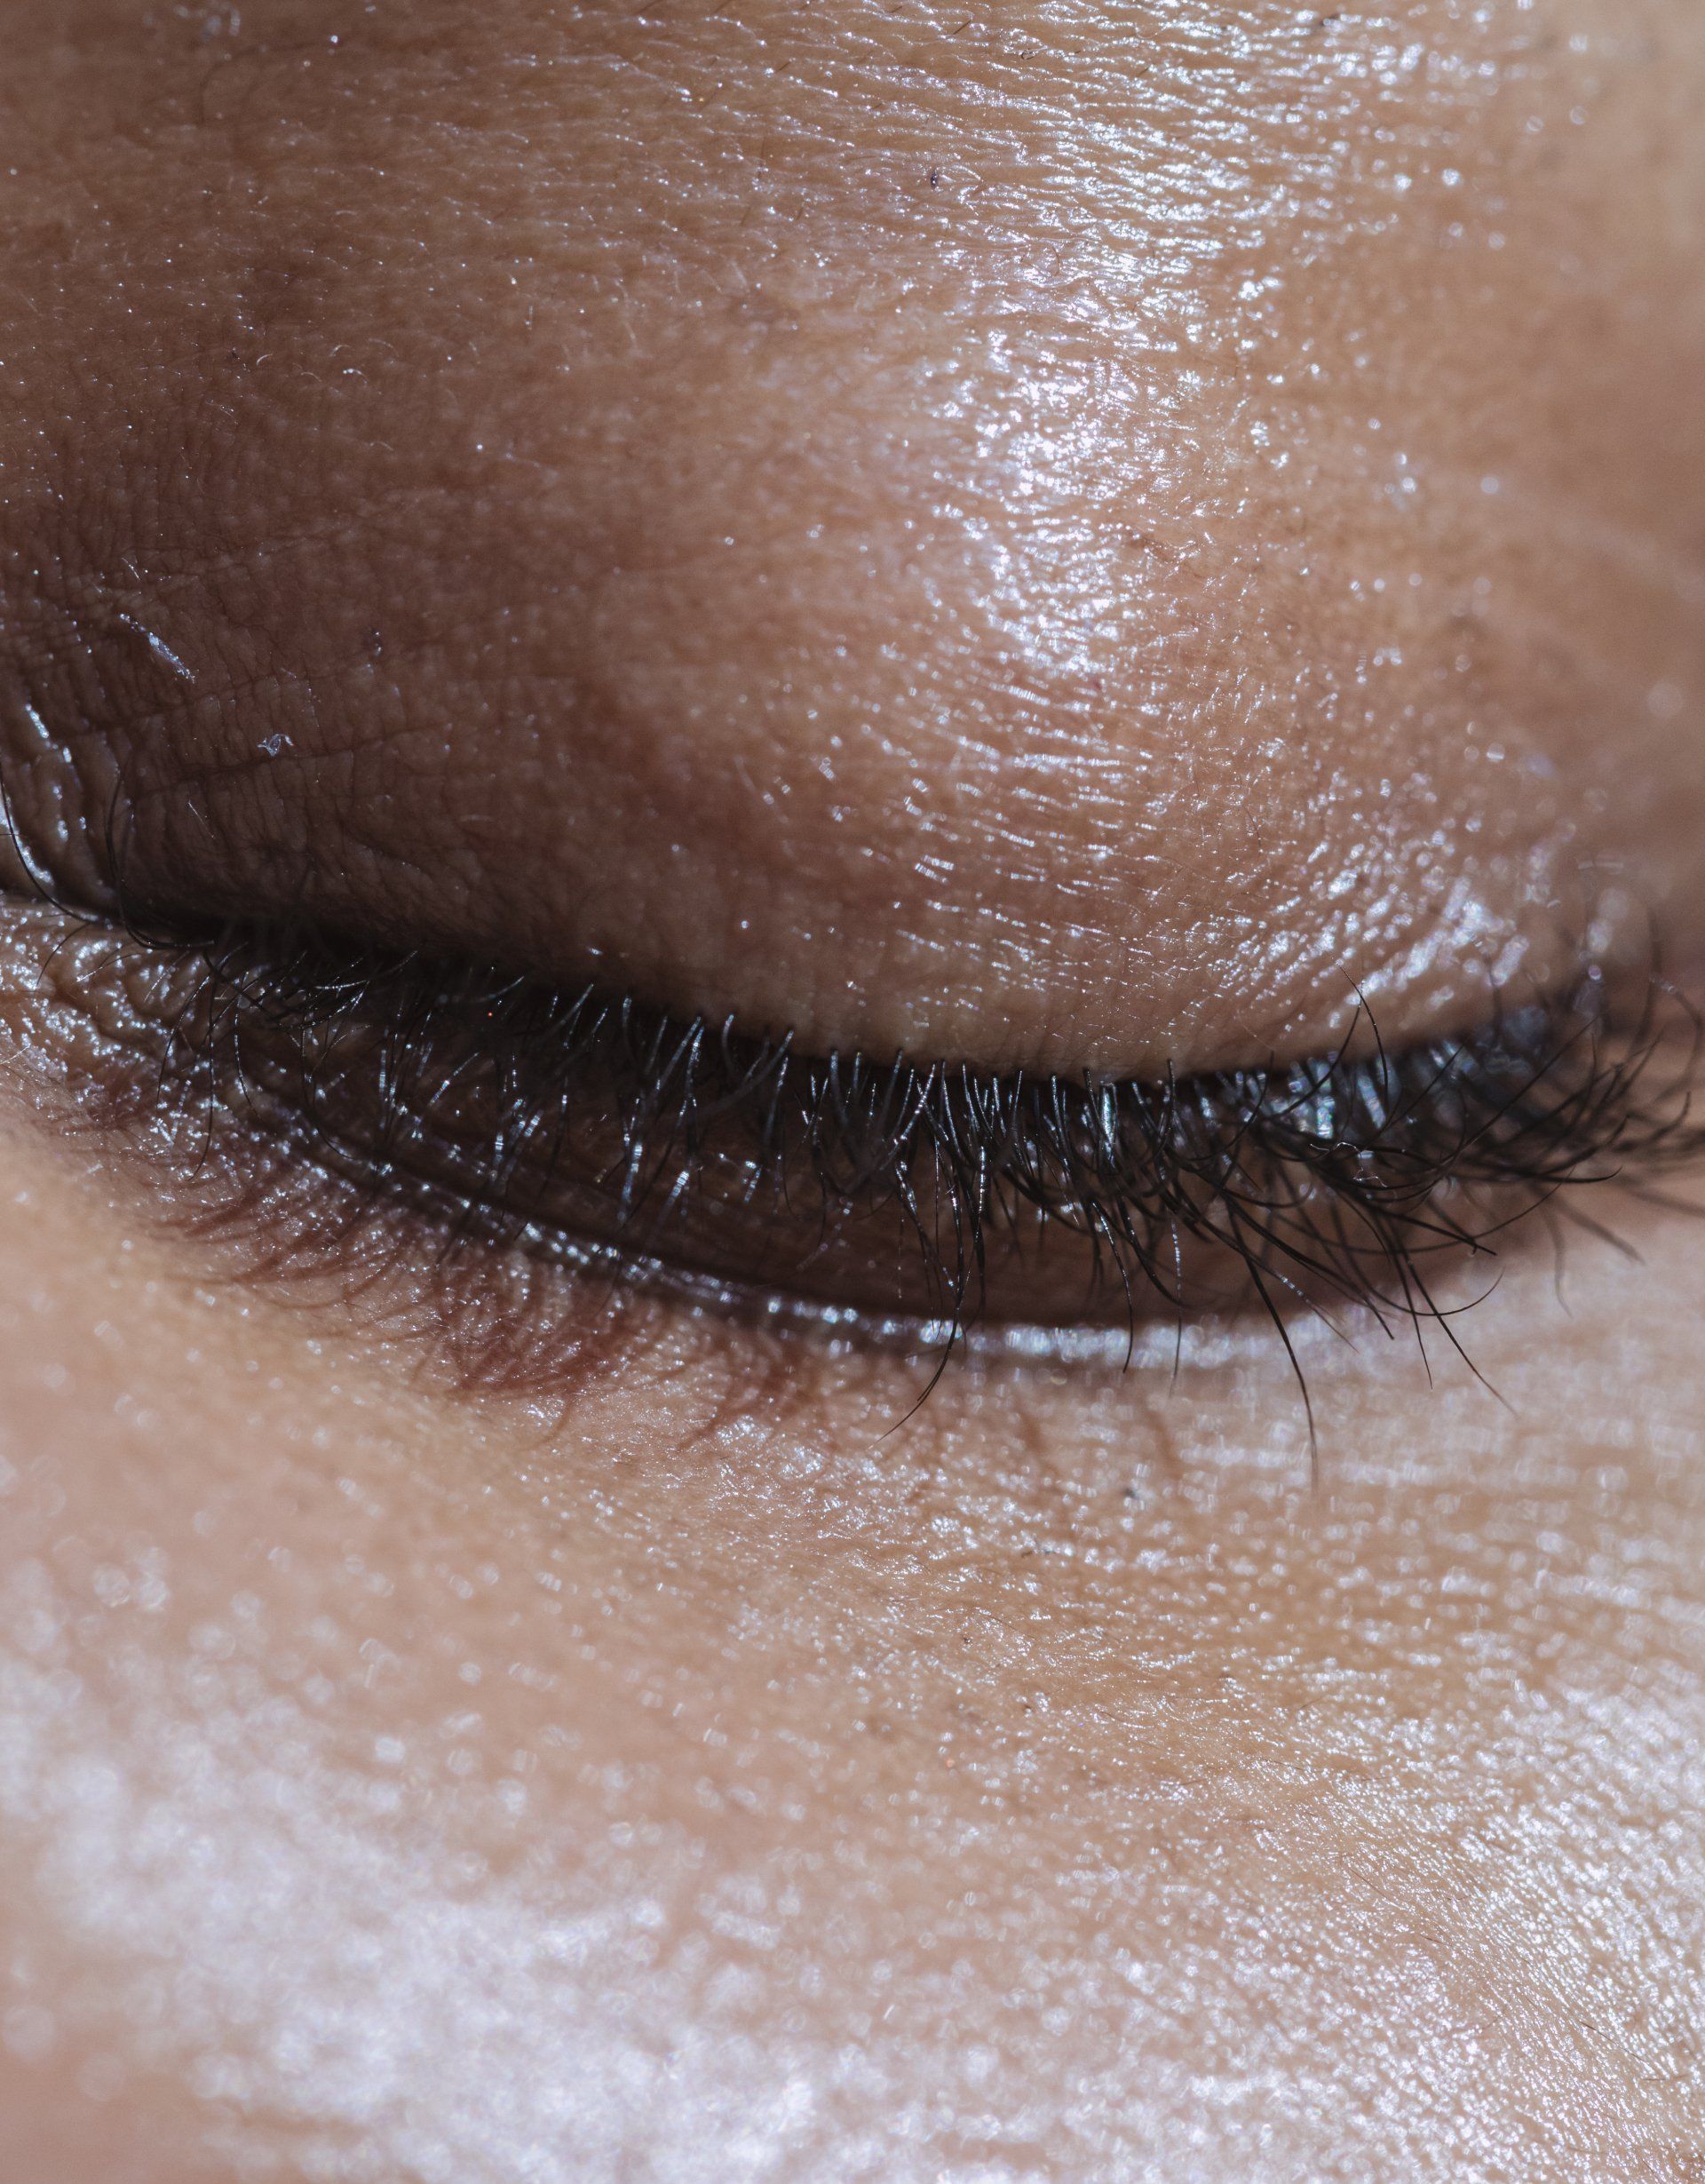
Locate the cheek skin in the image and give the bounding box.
[0,1110,1701,2177]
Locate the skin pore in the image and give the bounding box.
[0,2,1702,2179]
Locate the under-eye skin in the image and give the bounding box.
[8,889,1701,1405]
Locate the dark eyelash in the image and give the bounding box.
[116,914,1703,1417]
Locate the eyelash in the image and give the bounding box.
[74,911,1702,1405]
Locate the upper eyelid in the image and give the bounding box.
[0,436,1672,1093]
[0,660,1637,1092]
[0,0,1698,1091]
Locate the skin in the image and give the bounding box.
[2,969,1704,2181]
[1,0,1702,1063]
[0,2,1701,2179]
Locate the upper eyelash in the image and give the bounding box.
[134,916,1705,1408]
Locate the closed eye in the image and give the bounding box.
[24,900,1701,1411]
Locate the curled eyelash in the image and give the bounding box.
[94,915,1702,1412]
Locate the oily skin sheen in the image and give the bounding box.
[0,3,1700,2180]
